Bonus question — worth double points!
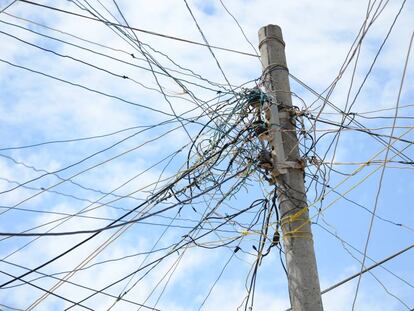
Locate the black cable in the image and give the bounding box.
[65,192,257,309]
[0,270,93,310]
[182,0,232,87]
[17,0,258,58]
[0,130,250,287]
[0,259,160,310]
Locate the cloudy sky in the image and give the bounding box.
[0,0,413,310]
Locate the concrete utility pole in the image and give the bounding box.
[258,25,324,311]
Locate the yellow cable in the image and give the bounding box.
[283,127,414,238]
[258,127,414,241]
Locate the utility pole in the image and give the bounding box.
[258,25,324,311]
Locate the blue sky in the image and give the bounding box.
[0,0,413,310]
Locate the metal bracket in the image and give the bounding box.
[271,159,307,178]
[274,159,306,170]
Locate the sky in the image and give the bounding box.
[0,0,413,310]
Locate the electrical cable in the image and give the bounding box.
[16,0,258,58]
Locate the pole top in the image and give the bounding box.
[259,24,282,32]
[258,24,285,48]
